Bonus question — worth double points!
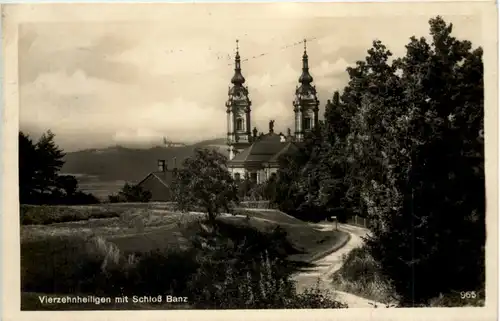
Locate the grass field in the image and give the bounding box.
[21,204,344,257]
[20,203,348,310]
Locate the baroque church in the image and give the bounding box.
[226,40,320,184]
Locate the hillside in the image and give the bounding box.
[62,139,228,182]
[61,139,228,198]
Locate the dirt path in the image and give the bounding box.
[291,223,388,308]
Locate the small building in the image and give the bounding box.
[137,159,177,202]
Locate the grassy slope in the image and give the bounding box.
[21,204,347,259]
[20,204,348,310]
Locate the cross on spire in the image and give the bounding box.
[299,38,313,84]
[231,39,245,85]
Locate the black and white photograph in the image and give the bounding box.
[1,2,497,319]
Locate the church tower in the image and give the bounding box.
[226,40,253,160]
[293,39,319,142]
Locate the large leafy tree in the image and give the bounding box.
[344,17,485,305]
[172,148,239,227]
[273,16,484,305]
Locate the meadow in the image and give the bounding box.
[20,203,348,310]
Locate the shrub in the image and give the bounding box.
[331,246,397,305]
[20,205,122,225]
[186,219,346,309]
[189,250,346,309]
[108,183,152,203]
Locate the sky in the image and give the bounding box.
[17,5,483,152]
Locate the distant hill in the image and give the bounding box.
[191,138,227,148]
[61,138,229,184]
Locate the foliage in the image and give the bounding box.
[356,17,485,305]
[108,183,152,203]
[185,219,346,309]
[20,205,122,225]
[189,249,346,309]
[273,16,485,305]
[21,215,346,309]
[172,148,239,227]
[19,130,99,205]
[332,246,397,304]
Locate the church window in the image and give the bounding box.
[236,118,244,131]
[304,117,311,130]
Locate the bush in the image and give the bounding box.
[108,183,152,203]
[332,246,397,305]
[188,248,346,309]
[20,205,122,225]
[185,219,346,309]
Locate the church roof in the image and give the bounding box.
[267,141,299,163]
[229,133,299,165]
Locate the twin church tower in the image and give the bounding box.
[225,39,320,160]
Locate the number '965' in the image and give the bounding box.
[460,291,477,299]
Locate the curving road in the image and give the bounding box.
[291,223,388,308]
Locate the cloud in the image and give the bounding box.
[252,101,294,134]
[28,69,113,96]
[311,58,350,78]
[246,64,299,92]
[17,14,482,151]
[113,98,226,143]
[19,25,141,85]
[112,45,222,77]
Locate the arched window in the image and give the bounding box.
[304,117,312,130]
[236,118,244,131]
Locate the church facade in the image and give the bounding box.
[226,40,320,184]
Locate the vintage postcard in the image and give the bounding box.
[1,2,498,321]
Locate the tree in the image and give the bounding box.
[19,130,99,205]
[19,132,38,204]
[342,17,484,305]
[19,130,66,203]
[33,130,66,196]
[57,175,78,196]
[110,183,152,203]
[273,15,484,305]
[237,175,257,200]
[172,148,239,228]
